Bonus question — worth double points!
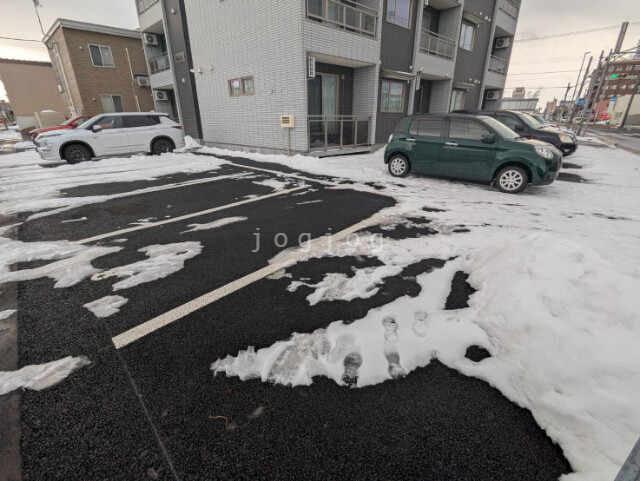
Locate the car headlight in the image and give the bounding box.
[559,134,575,144]
[388,134,394,143]
[39,140,53,152]
[534,145,554,160]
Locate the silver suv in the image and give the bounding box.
[36,112,186,164]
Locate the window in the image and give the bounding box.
[626,65,633,71]
[459,21,475,51]
[393,117,409,133]
[495,114,522,131]
[94,115,124,130]
[229,77,254,96]
[100,95,124,113]
[449,119,491,141]
[126,115,161,128]
[387,0,412,28]
[380,80,405,113]
[89,44,115,67]
[409,118,444,137]
[635,65,640,71]
[450,89,465,111]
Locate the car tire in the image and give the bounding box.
[495,166,528,194]
[63,144,91,164]
[152,138,174,155]
[388,155,410,177]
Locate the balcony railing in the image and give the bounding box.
[306,0,377,38]
[137,0,159,14]
[308,115,371,152]
[419,30,456,60]
[149,53,170,74]
[498,0,520,19]
[488,56,508,75]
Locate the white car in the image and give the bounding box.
[35,112,186,164]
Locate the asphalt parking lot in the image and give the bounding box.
[1,155,571,481]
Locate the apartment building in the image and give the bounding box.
[0,58,67,129]
[43,19,155,118]
[135,0,521,156]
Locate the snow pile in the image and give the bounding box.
[0,309,16,320]
[83,295,128,318]
[91,242,202,290]
[181,216,247,233]
[214,234,640,481]
[0,151,228,217]
[181,135,201,150]
[0,236,121,288]
[252,178,295,191]
[0,356,91,395]
[0,127,21,140]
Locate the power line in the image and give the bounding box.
[515,22,640,42]
[508,69,581,76]
[0,36,42,42]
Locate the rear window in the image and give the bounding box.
[126,115,162,128]
[393,118,409,133]
[409,118,444,137]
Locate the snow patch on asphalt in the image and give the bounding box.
[83,295,128,318]
[181,216,247,233]
[91,242,202,291]
[252,178,294,191]
[0,356,91,395]
[61,217,87,223]
[0,309,16,320]
[0,236,121,288]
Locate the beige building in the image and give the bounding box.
[43,19,154,117]
[0,58,67,129]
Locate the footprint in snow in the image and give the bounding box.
[342,352,362,387]
[382,315,406,379]
[412,311,429,337]
[328,333,354,364]
[382,315,399,343]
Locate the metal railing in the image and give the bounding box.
[137,0,159,14]
[498,0,520,19]
[488,56,508,75]
[306,0,377,38]
[308,115,371,152]
[419,30,456,60]
[149,53,170,74]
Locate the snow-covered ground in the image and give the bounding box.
[0,126,21,141]
[0,142,639,480]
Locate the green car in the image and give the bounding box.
[384,113,563,193]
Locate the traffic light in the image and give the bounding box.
[611,73,628,79]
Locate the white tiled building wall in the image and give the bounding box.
[184,0,308,153]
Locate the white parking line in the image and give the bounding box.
[77,186,307,244]
[111,213,381,349]
[224,160,338,187]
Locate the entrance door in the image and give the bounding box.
[308,73,339,146]
[439,119,496,180]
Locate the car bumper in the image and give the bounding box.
[560,142,577,156]
[36,147,61,161]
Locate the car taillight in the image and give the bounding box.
[172,126,182,130]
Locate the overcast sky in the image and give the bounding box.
[1,0,639,108]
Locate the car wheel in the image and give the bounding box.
[152,138,174,155]
[63,144,91,164]
[388,155,410,177]
[496,166,528,194]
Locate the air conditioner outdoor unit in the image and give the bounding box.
[154,90,168,101]
[495,37,511,49]
[137,76,150,87]
[485,90,501,100]
[145,33,159,46]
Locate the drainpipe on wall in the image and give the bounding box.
[126,48,141,112]
[51,41,76,116]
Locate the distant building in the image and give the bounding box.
[42,19,155,117]
[586,56,640,111]
[511,87,526,99]
[0,58,67,129]
[543,99,557,119]
[501,97,538,112]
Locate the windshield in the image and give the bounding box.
[60,118,77,126]
[480,116,520,140]
[515,112,543,129]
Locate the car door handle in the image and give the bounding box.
[406,138,416,142]
[445,142,458,147]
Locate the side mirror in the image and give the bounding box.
[481,133,496,144]
[514,124,524,132]
[92,124,102,133]
[70,122,78,128]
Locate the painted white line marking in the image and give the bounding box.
[77,186,306,244]
[225,161,337,187]
[112,213,381,349]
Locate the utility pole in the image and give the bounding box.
[580,50,613,136]
[32,0,45,36]
[570,56,593,125]
[557,82,572,128]
[570,51,591,105]
[619,74,640,129]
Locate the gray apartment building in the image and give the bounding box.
[135,0,521,156]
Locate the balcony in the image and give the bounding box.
[419,30,456,60]
[149,53,170,74]
[137,0,159,14]
[306,0,378,38]
[498,0,520,19]
[308,115,371,152]
[488,56,508,75]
